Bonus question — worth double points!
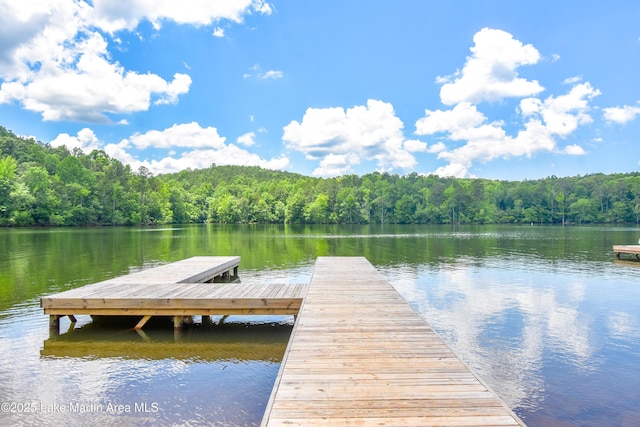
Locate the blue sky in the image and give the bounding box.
[1,1,639,180]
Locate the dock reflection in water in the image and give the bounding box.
[42,316,293,361]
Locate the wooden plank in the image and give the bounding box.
[613,245,640,253]
[265,416,520,427]
[262,257,525,427]
[43,307,301,316]
[43,296,303,311]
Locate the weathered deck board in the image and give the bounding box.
[262,257,524,427]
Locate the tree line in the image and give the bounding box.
[2,125,640,226]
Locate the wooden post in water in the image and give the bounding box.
[173,315,183,330]
[173,315,184,340]
[49,315,60,335]
[201,315,213,326]
[135,315,152,330]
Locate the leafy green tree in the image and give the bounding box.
[216,194,241,223]
[569,198,598,224]
[23,165,56,224]
[372,177,393,225]
[9,182,35,225]
[395,194,415,224]
[135,166,153,224]
[304,193,330,223]
[285,189,306,224]
[0,156,17,223]
[336,187,361,223]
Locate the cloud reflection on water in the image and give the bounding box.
[386,259,604,414]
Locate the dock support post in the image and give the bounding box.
[173,315,183,330]
[173,316,184,340]
[49,315,60,336]
[233,266,238,277]
[135,315,152,330]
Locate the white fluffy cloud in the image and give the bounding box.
[50,122,288,175]
[403,139,427,153]
[417,84,599,177]
[237,132,256,146]
[0,0,269,122]
[125,122,227,150]
[114,145,289,175]
[603,104,640,124]
[438,28,544,105]
[564,144,586,155]
[50,128,102,153]
[416,102,486,136]
[520,82,600,136]
[416,29,600,178]
[91,0,272,33]
[243,64,284,80]
[282,99,420,177]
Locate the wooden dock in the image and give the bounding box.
[41,256,524,426]
[41,256,306,331]
[261,257,524,426]
[613,245,640,259]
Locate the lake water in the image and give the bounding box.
[1,224,639,426]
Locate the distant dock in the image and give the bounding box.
[613,245,640,259]
[41,256,524,426]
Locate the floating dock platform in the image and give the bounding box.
[41,256,305,331]
[41,256,524,426]
[613,245,640,259]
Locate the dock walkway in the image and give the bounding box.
[262,257,524,426]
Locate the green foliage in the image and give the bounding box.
[2,125,640,226]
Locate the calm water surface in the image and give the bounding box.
[1,224,639,426]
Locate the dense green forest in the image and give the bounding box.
[2,125,640,226]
